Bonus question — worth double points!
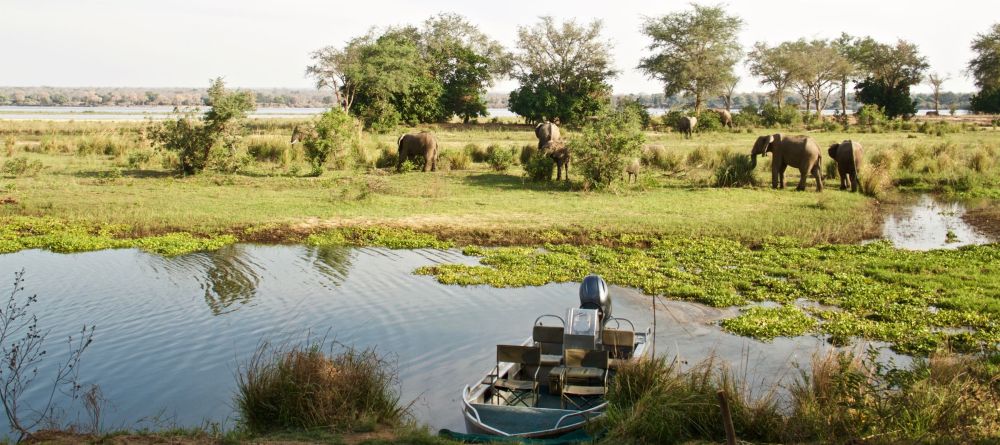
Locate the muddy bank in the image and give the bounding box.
[963,204,1000,239]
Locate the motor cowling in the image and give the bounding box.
[579,274,612,322]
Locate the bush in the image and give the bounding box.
[869,149,896,170]
[303,108,360,172]
[686,146,713,168]
[968,149,993,173]
[126,150,153,169]
[374,142,397,169]
[485,145,515,172]
[235,340,405,433]
[714,152,757,187]
[519,144,538,165]
[760,103,802,128]
[695,109,723,132]
[464,143,489,163]
[571,109,646,188]
[439,149,471,171]
[660,110,686,132]
[2,158,43,177]
[616,98,652,130]
[733,103,761,128]
[523,152,555,181]
[246,136,292,163]
[642,146,682,171]
[856,104,887,131]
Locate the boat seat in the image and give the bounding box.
[602,329,635,369]
[493,345,541,407]
[540,354,562,367]
[561,349,608,410]
[533,325,564,360]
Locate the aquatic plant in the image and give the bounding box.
[417,238,1000,354]
[720,305,816,341]
[235,340,406,433]
[307,227,453,250]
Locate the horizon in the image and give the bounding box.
[4,0,998,95]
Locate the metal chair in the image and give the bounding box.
[492,345,541,407]
[560,348,608,410]
[533,325,565,367]
[602,328,635,370]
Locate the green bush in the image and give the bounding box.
[2,157,43,177]
[571,109,646,188]
[519,144,538,165]
[695,109,723,132]
[235,340,406,433]
[485,145,515,172]
[642,146,682,171]
[856,104,887,131]
[439,149,471,171]
[760,103,802,128]
[126,150,153,169]
[733,103,761,128]
[660,110,686,132]
[303,108,360,172]
[523,152,555,181]
[464,143,489,163]
[713,152,757,187]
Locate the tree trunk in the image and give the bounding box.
[695,91,703,114]
[840,79,848,117]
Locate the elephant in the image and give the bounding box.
[925,111,940,117]
[828,140,864,192]
[535,121,561,150]
[750,133,824,192]
[678,116,697,139]
[625,158,640,183]
[713,109,733,128]
[541,140,571,181]
[396,132,438,172]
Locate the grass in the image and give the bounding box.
[417,238,1000,355]
[235,339,406,434]
[604,351,1000,444]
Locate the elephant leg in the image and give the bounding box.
[850,173,859,193]
[431,154,437,172]
[771,168,779,189]
[812,164,823,192]
[422,155,431,172]
[564,160,569,181]
[796,167,809,191]
[840,174,848,190]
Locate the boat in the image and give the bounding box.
[461,275,653,439]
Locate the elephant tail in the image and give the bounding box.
[397,134,405,151]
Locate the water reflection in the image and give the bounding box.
[306,245,353,284]
[880,194,993,250]
[202,245,261,316]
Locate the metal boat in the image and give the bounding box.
[461,275,653,438]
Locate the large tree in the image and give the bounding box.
[969,23,1000,113]
[421,13,510,122]
[786,39,853,115]
[832,33,864,117]
[852,38,928,118]
[638,4,743,112]
[508,17,617,125]
[926,72,949,113]
[747,42,797,110]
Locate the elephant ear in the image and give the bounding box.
[828,144,839,159]
[751,136,768,156]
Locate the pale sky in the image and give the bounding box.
[2,0,996,94]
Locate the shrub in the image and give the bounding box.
[519,144,538,165]
[856,104,887,132]
[464,143,488,163]
[245,136,291,163]
[374,142,397,169]
[686,146,713,168]
[660,110,686,132]
[439,149,470,171]
[485,145,515,172]
[571,109,646,188]
[858,165,891,198]
[760,103,802,128]
[523,152,555,181]
[714,152,757,187]
[126,150,153,169]
[616,98,652,130]
[642,146,681,171]
[235,340,406,433]
[732,103,761,128]
[303,108,360,172]
[695,109,723,132]
[2,158,43,177]
[824,159,838,180]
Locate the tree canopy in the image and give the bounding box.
[638,4,743,112]
[508,17,617,125]
[969,23,1000,113]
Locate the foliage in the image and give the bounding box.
[713,152,756,187]
[152,78,255,174]
[485,145,515,172]
[855,77,917,118]
[508,17,616,124]
[523,152,555,181]
[2,158,43,177]
[438,149,470,171]
[694,109,723,132]
[235,339,406,433]
[855,104,888,130]
[306,227,453,250]
[302,108,360,170]
[463,143,488,163]
[418,238,1000,355]
[0,217,236,256]
[614,97,652,130]
[570,110,646,188]
[641,146,682,171]
[0,271,95,443]
[720,305,816,340]
[970,87,1000,114]
[732,103,761,128]
[759,103,802,127]
[639,4,743,112]
[967,23,1000,94]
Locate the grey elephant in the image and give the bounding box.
[678,116,697,139]
[828,140,864,192]
[397,132,438,172]
[625,158,640,183]
[714,109,733,128]
[750,133,824,192]
[535,121,561,150]
[541,140,571,181]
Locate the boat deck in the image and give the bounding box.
[471,404,587,435]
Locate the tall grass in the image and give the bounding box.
[713,152,757,187]
[604,351,1000,444]
[642,145,682,171]
[245,135,296,164]
[235,340,407,433]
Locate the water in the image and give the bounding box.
[0,106,517,121]
[0,245,854,435]
[880,194,994,250]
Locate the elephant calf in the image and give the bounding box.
[750,133,824,192]
[678,116,697,139]
[625,159,640,183]
[397,132,438,172]
[828,140,864,192]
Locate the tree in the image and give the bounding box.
[306,35,369,112]
[508,17,617,125]
[421,13,510,123]
[787,39,853,115]
[747,42,796,110]
[968,23,1000,113]
[926,72,949,113]
[721,76,739,111]
[571,109,646,188]
[852,38,928,118]
[832,33,863,117]
[639,4,743,113]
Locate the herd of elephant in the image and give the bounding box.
[358,112,865,193]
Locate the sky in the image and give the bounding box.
[2,0,997,94]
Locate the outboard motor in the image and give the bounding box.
[579,274,612,324]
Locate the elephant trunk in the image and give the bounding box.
[750,153,757,169]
